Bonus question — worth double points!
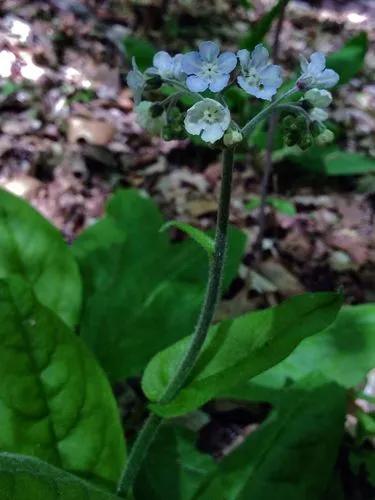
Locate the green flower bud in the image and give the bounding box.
[149,103,165,118]
[223,129,243,147]
[316,128,335,146]
[299,133,313,150]
[136,101,166,134]
[144,75,163,90]
[310,121,323,137]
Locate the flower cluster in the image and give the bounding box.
[127,41,339,147]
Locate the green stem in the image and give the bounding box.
[160,148,234,403]
[241,87,297,137]
[116,149,235,498]
[117,413,162,498]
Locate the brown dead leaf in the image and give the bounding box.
[67,116,116,145]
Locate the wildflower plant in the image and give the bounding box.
[119,41,340,498]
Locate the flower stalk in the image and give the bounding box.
[116,149,234,498]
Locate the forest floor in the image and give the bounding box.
[0,0,374,475]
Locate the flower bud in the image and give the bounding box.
[305,88,332,108]
[223,129,243,147]
[316,129,334,146]
[299,133,313,150]
[149,103,165,118]
[144,75,163,90]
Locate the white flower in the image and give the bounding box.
[182,41,237,93]
[136,101,166,134]
[297,52,339,90]
[184,98,231,143]
[126,57,145,104]
[305,88,332,108]
[147,51,185,80]
[236,44,282,100]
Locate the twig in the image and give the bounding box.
[253,1,289,262]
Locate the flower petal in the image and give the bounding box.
[318,68,339,88]
[308,52,326,74]
[186,74,209,92]
[201,123,225,143]
[237,49,250,69]
[217,52,237,73]
[259,64,282,88]
[198,41,220,62]
[182,52,203,74]
[237,75,257,96]
[153,51,173,72]
[209,74,230,92]
[184,117,205,136]
[251,44,269,68]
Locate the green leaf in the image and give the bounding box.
[0,453,119,499]
[0,189,81,327]
[123,36,156,70]
[267,197,296,216]
[135,426,217,500]
[236,304,375,399]
[245,196,296,216]
[161,221,215,256]
[73,189,246,381]
[199,376,346,500]
[327,32,368,85]
[240,0,290,50]
[0,277,125,487]
[324,151,375,176]
[142,292,342,417]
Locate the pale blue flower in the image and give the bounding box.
[147,51,185,80]
[182,41,237,93]
[184,98,231,143]
[127,57,145,104]
[297,52,339,90]
[237,44,282,100]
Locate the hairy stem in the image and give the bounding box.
[159,149,234,403]
[116,149,235,498]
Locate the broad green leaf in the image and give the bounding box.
[135,426,217,500]
[240,0,290,50]
[0,277,125,487]
[0,189,81,327]
[142,292,342,417]
[199,376,346,500]
[245,304,375,392]
[228,304,375,404]
[324,151,375,176]
[327,32,368,85]
[123,36,156,70]
[161,221,215,256]
[0,453,119,500]
[73,189,245,381]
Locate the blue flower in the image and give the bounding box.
[182,41,237,93]
[147,51,184,80]
[236,44,282,100]
[126,57,145,104]
[184,98,231,143]
[297,52,339,90]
